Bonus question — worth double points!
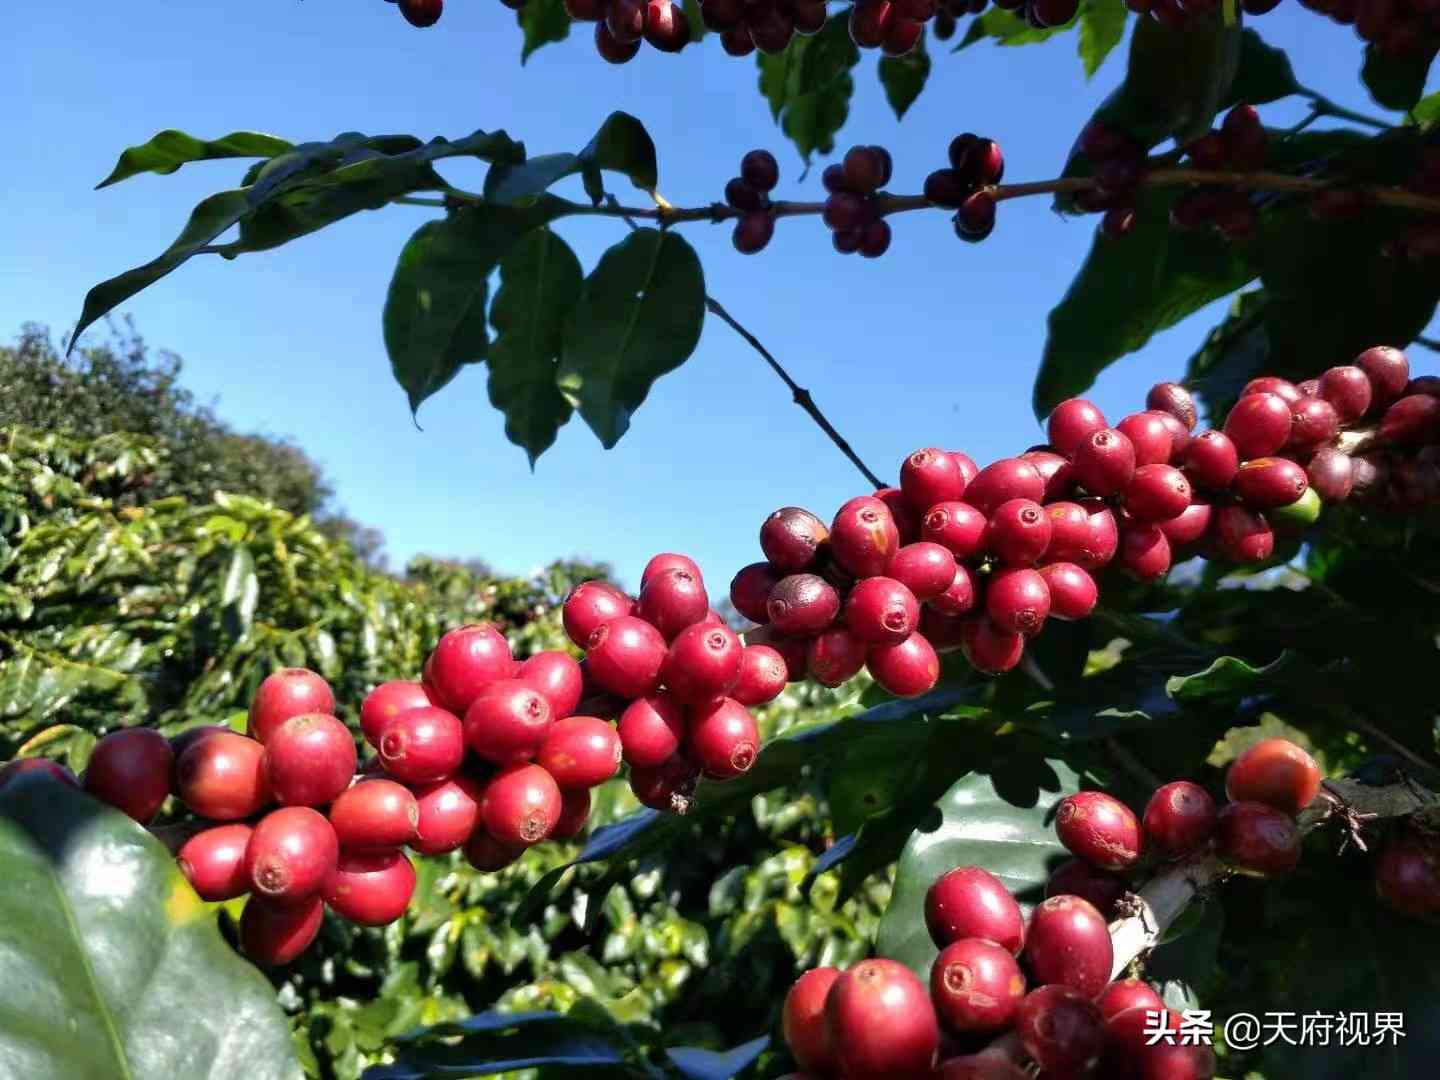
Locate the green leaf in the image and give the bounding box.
[516,0,571,63]
[1362,42,1436,113]
[959,7,1066,50]
[875,760,1079,978]
[666,1036,770,1080]
[0,776,301,1080]
[97,130,294,188]
[756,16,859,161]
[879,32,931,120]
[1032,188,1254,418]
[483,113,657,207]
[557,229,706,448]
[487,229,583,465]
[1165,651,1299,705]
[1415,90,1440,128]
[383,197,568,415]
[218,544,259,640]
[1185,289,1270,422]
[1077,0,1127,78]
[1224,28,1301,109]
[682,0,707,42]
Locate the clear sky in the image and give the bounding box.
[7,5,1435,592]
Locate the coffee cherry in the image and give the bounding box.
[687,698,759,779]
[1047,399,1108,456]
[825,958,939,1080]
[767,574,841,636]
[965,458,1047,516]
[325,850,416,926]
[1116,411,1174,466]
[876,486,923,543]
[411,774,485,855]
[1022,450,1075,502]
[424,625,512,715]
[733,211,775,254]
[930,939,1025,1035]
[1038,562,1098,621]
[858,220,893,259]
[1298,377,1321,396]
[718,24,754,55]
[177,823,254,901]
[1224,392,1293,459]
[537,716,622,789]
[761,507,830,572]
[564,582,633,649]
[1097,979,1165,1022]
[843,146,887,193]
[866,632,940,697]
[1288,395,1341,450]
[241,894,324,966]
[1125,464,1192,522]
[960,616,1025,674]
[745,625,810,682]
[888,542,959,601]
[458,688,547,777]
[1306,446,1354,503]
[249,668,335,744]
[1072,427,1136,496]
[264,714,355,808]
[464,827,524,871]
[922,501,989,559]
[606,0,646,41]
[1232,457,1309,511]
[644,0,692,50]
[549,786,591,840]
[1056,791,1142,871]
[730,644,788,705]
[830,495,900,577]
[1156,502,1213,549]
[329,779,418,851]
[399,0,443,27]
[1022,894,1114,998]
[846,576,920,645]
[0,757,79,790]
[483,763,562,846]
[1318,364,1373,422]
[1355,345,1410,407]
[618,693,686,767]
[1242,375,1302,406]
[245,806,338,902]
[1216,800,1301,876]
[1153,412,1191,461]
[901,447,968,510]
[930,563,979,616]
[586,615,668,697]
[1146,382,1197,429]
[638,568,709,640]
[1045,858,1126,919]
[986,498,1052,566]
[783,967,842,1074]
[663,622,743,703]
[795,0,828,33]
[1103,1006,1216,1079]
[736,148,780,192]
[724,177,765,212]
[373,704,464,782]
[1380,393,1440,445]
[516,651,584,721]
[1375,839,1440,918]
[935,1052,1029,1079]
[83,728,174,824]
[359,681,433,748]
[986,568,1051,636]
[629,754,699,814]
[1014,984,1104,1074]
[1045,499,1118,570]
[565,0,605,18]
[925,865,1025,952]
[1213,504,1274,562]
[1143,781,1217,856]
[920,607,968,653]
[177,731,271,821]
[1118,523,1172,582]
[730,563,780,625]
[924,168,971,209]
[1183,429,1240,490]
[955,191,997,242]
[1225,737,1320,815]
[953,450,981,485]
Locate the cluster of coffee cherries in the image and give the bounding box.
[727,149,782,255]
[1302,0,1440,57]
[821,145,897,258]
[923,133,1005,244]
[699,0,827,59]
[1169,104,1270,240]
[564,0,693,64]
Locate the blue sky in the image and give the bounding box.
[7,5,1434,591]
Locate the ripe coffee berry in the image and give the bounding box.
[329,779,418,851]
[960,616,1025,674]
[424,625,512,715]
[866,631,940,697]
[379,704,466,781]
[888,542,958,600]
[846,576,920,644]
[177,823,254,901]
[360,680,433,747]
[618,693,687,768]
[687,697,759,779]
[1381,393,1440,445]
[1242,375,1303,405]
[1055,790,1142,871]
[1153,411,1191,460]
[1116,411,1174,466]
[563,582,632,648]
[741,149,780,191]
[1124,464,1192,522]
[643,0,691,50]
[987,498,1052,565]
[586,615,668,697]
[245,806,339,903]
[1014,984,1104,1075]
[177,731,271,821]
[663,622,743,703]
[517,651,584,720]
[824,958,939,1080]
[1097,979,1165,1022]
[808,626,869,687]
[931,562,979,616]
[1023,449,1076,501]
[1225,737,1320,815]
[1072,428,1136,496]
[1183,429,1240,490]
[783,967,842,1075]
[1147,381,1198,429]
[1048,398,1108,456]
[265,714,356,807]
[761,506,830,571]
[1318,364,1373,422]
[483,763,562,846]
[551,787,592,840]
[732,211,775,254]
[249,667,335,744]
[1233,457,1308,510]
[746,625,809,681]
[1038,562,1098,621]
[925,865,1025,953]
[629,753,699,814]
[986,567,1051,636]
[955,191,997,242]
[1045,859,1126,919]
[1355,345,1409,406]
[1307,446,1355,502]
[1105,1006,1218,1079]
[1288,395,1341,448]
[464,681,553,766]
[325,850,417,926]
[638,567,709,640]
[0,757,79,790]
[84,728,174,824]
[1157,501,1214,548]
[241,894,324,967]
[411,774,485,855]
[1374,839,1440,918]
[964,457,1045,515]
[930,938,1026,1033]
[641,553,702,587]
[731,644,788,705]
[537,716,622,789]
[465,828,523,872]
[1045,499,1117,570]
[1217,800,1301,876]
[922,501,989,559]
[830,495,900,577]
[767,573,841,635]
[1118,523,1172,582]
[876,486,923,542]
[1225,392,1293,458]
[901,447,969,509]
[1022,894,1114,999]
[1143,780,1217,855]
[935,1052,1028,1079]
[730,562,782,624]
[1214,504,1274,563]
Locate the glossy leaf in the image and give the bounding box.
[483,112,657,207]
[1185,289,1270,423]
[959,7,1066,50]
[1077,0,1127,78]
[878,32,930,121]
[97,129,294,188]
[218,544,259,640]
[756,16,859,161]
[1224,28,1301,108]
[1362,42,1435,112]
[516,0,572,63]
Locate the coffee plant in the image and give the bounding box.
[7,3,1440,1079]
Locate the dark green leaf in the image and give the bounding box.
[487,228,583,465]
[1185,289,1270,423]
[682,0,707,42]
[516,0,572,63]
[1147,899,1223,1010]
[666,1036,769,1080]
[0,777,300,1080]
[483,112,656,207]
[1415,90,1440,128]
[756,16,859,161]
[97,130,294,188]
[879,33,931,120]
[1362,42,1436,113]
[558,229,705,447]
[1224,29,1301,109]
[1165,651,1299,705]
[383,198,568,415]
[1077,0,1127,78]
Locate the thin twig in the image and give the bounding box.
[1349,713,1440,780]
[1414,335,1440,353]
[1297,89,1394,131]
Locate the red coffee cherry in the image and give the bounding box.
[960,616,1026,674]
[1055,791,1142,871]
[731,644,788,705]
[986,498,1052,566]
[1380,393,1440,445]
[964,457,1046,515]
[1116,411,1174,466]
[84,728,174,824]
[1306,446,1354,503]
[922,501,989,559]
[177,731,271,821]
[1023,449,1076,501]
[0,757,79,790]
[843,145,888,193]
[687,698,759,779]
[901,447,969,509]
[955,191,997,242]
[517,650,584,720]
[1213,505,1274,562]
[465,828,524,872]
[464,679,556,767]
[325,850,416,926]
[1073,428,1136,496]
[1224,392,1293,458]
[177,823,254,901]
[551,786,592,840]
[888,542,959,601]
[1318,364,1373,422]
[563,582,633,649]
[629,754,699,814]
[1183,429,1240,490]
[537,716,622,789]
[411,774,485,855]
[930,563,979,616]
[924,865,1025,953]
[718,25,755,56]
[730,561,782,624]
[1022,894,1114,999]
[329,779,418,851]
[1153,411,1191,461]
[241,894,324,966]
[924,167,969,209]
[606,0,645,41]
[1355,345,1410,407]
[638,567,709,641]
[950,450,980,487]
[1118,523,1172,582]
[808,626,869,687]
[830,495,900,577]
[586,615,668,698]
[1039,562,1099,621]
[663,622,743,703]
[1103,1006,1217,1079]
[1014,984,1104,1075]
[618,693,687,768]
[935,1051,1029,1079]
[249,668,335,744]
[1217,800,1301,876]
[565,0,605,19]
[1142,780,1217,856]
[245,806,339,903]
[745,625,809,682]
[1374,839,1440,918]
[1146,382,1197,430]
[379,704,466,781]
[640,554,701,589]
[739,148,781,191]
[767,574,841,636]
[986,567,1051,636]
[1048,399,1109,455]
[866,631,940,697]
[783,967,842,1075]
[1097,979,1164,1022]
[1224,737,1320,815]
[1242,375,1303,405]
[1288,395,1341,449]
[483,763,562,847]
[825,958,939,1080]
[1044,499,1116,571]
[360,681,433,748]
[1157,501,1214,549]
[643,0,692,50]
[846,576,920,645]
[761,506,831,572]
[1124,464,1192,522]
[876,486,923,543]
[1233,457,1308,511]
[1045,858,1126,920]
[265,714,356,808]
[931,938,1026,1034]
[424,625,512,715]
